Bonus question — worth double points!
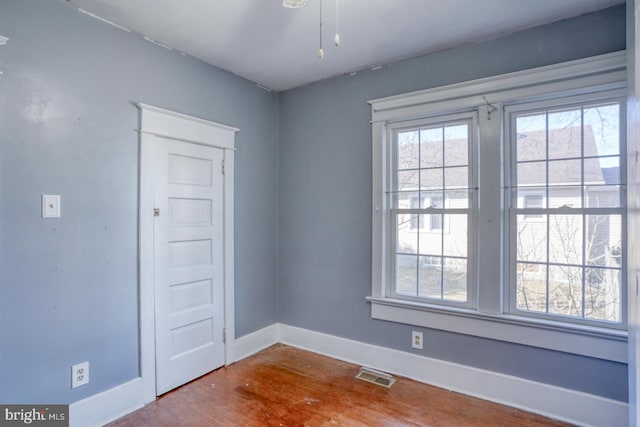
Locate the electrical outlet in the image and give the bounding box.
[71,361,89,388]
[411,331,423,349]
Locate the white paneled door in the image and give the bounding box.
[153,138,225,395]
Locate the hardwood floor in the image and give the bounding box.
[109,344,572,427]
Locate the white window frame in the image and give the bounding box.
[504,92,627,328]
[388,113,477,306]
[368,51,628,363]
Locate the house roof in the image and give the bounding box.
[397,124,616,188]
[601,167,620,185]
[516,125,607,185]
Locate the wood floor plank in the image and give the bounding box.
[108,344,573,427]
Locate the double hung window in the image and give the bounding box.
[507,98,624,324]
[369,52,627,360]
[391,115,475,304]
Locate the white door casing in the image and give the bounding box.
[138,104,238,402]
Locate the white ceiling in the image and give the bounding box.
[68,0,625,92]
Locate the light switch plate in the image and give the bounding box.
[42,195,61,218]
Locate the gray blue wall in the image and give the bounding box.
[278,5,629,402]
[0,0,279,403]
[0,0,630,408]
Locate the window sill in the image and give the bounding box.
[366,296,627,363]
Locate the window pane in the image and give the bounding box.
[593,156,620,184]
[586,214,622,266]
[430,213,443,231]
[418,256,441,299]
[549,159,581,185]
[583,104,620,157]
[444,124,468,166]
[420,127,443,168]
[443,215,467,257]
[445,166,467,188]
[548,265,583,318]
[584,157,608,185]
[548,186,582,208]
[397,213,417,254]
[516,215,547,263]
[549,215,583,265]
[585,185,621,208]
[397,131,419,170]
[418,218,442,255]
[516,114,546,162]
[516,263,547,313]
[517,187,545,207]
[396,255,418,296]
[585,267,621,322]
[420,168,442,190]
[443,258,467,302]
[517,161,546,186]
[548,108,582,159]
[445,189,469,208]
[524,194,543,209]
[397,170,419,192]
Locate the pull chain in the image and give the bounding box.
[318,0,324,59]
[334,0,340,46]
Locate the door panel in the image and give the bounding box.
[154,138,225,395]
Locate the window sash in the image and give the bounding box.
[389,210,472,305]
[508,209,625,328]
[387,112,477,306]
[505,93,627,328]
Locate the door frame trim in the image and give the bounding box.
[137,103,238,404]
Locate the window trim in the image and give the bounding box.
[366,295,627,362]
[369,51,627,362]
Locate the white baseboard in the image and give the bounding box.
[67,323,629,427]
[69,378,144,427]
[231,323,279,363]
[278,323,628,427]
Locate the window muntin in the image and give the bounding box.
[509,100,624,325]
[392,117,474,304]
